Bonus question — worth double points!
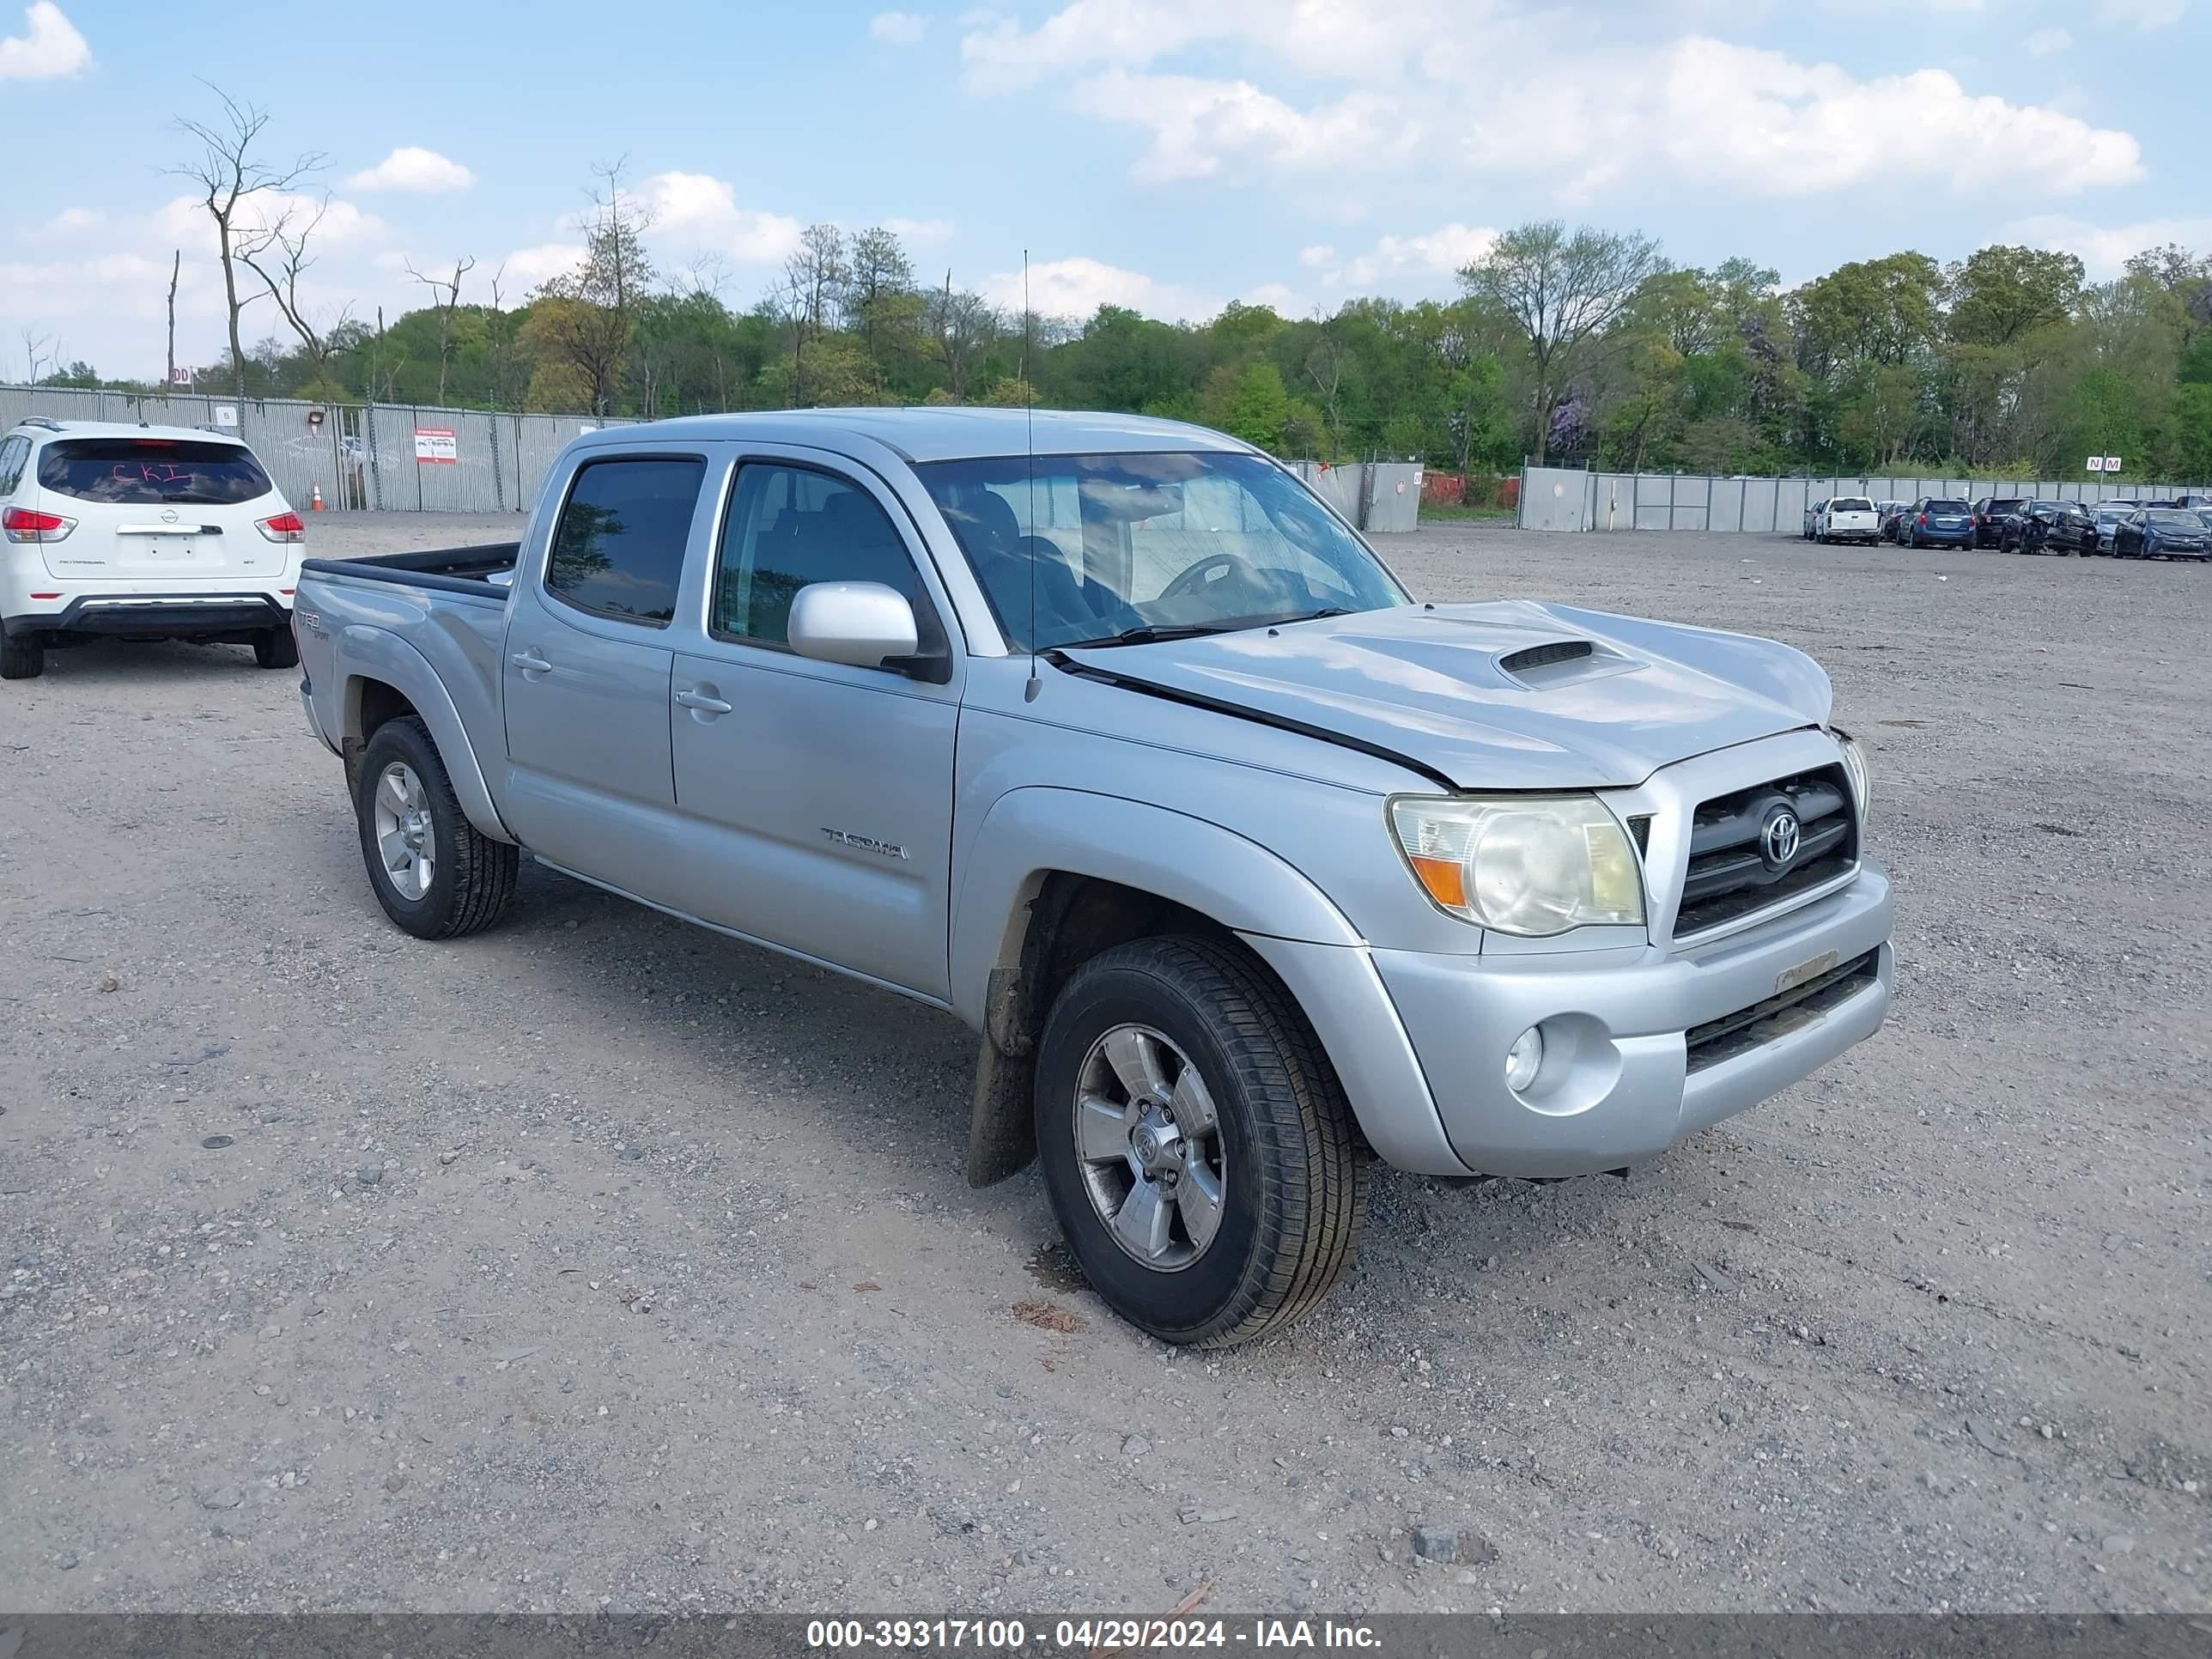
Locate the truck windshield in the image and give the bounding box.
[915,450,1408,652]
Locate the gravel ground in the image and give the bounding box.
[2,512,2205,1616]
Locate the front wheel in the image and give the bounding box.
[1035,936,1370,1347]
[355,715,519,939]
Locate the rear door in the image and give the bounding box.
[499,448,713,908]
[32,436,285,580]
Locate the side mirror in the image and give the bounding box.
[787,580,922,672]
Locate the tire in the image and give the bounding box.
[1,633,42,680]
[253,628,299,670]
[1035,935,1370,1348]
[355,715,518,939]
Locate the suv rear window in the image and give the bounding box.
[1830,497,1873,512]
[1926,500,1969,513]
[36,438,275,506]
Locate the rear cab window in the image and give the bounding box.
[1830,497,1873,512]
[36,438,274,506]
[544,455,706,627]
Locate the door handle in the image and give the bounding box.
[675,686,733,715]
[510,649,551,674]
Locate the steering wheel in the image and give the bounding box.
[1158,550,1266,604]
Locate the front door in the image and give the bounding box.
[501,452,709,906]
[669,457,959,999]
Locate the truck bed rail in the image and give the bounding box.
[299,544,519,599]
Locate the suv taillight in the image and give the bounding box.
[3,505,76,544]
[257,511,307,544]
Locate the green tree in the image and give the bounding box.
[1459,220,1667,465]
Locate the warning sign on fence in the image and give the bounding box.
[414,428,458,465]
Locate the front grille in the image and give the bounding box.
[1685,949,1881,1073]
[1674,764,1856,939]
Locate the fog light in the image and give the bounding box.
[1504,1025,1544,1093]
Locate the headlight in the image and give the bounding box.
[1389,794,1644,936]
[1835,730,1872,826]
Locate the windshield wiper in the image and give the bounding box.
[1054,623,1240,649]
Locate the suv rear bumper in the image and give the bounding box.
[3,592,289,640]
[1249,864,1893,1181]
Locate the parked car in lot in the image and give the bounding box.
[1,417,304,680]
[2111,507,2212,560]
[1904,497,1976,548]
[1999,501,2098,556]
[1814,495,1880,544]
[1879,502,1914,543]
[2088,505,2133,553]
[1802,498,1828,540]
[292,409,1893,1346]
[1970,496,2026,548]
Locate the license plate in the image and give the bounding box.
[1777,949,1838,994]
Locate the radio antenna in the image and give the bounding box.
[1022,248,1041,702]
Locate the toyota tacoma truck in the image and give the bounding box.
[293,410,1893,1346]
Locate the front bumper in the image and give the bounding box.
[1377,867,1893,1177]
[3,592,289,640]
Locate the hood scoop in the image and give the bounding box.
[1495,635,1638,690]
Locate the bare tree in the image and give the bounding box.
[404,254,477,404]
[165,250,182,386]
[170,83,324,398]
[779,222,848,399]
[239,196,356,385]
[484,261,518,411]
[1459,220,1666,465]
[531,161,657,415]
[927,270,996,403]
[21,330,58,384]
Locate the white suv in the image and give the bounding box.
[1,417,306,680]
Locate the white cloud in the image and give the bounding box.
[983,255,1221,321]
[152,190,386,251]
[2095,0,2184,26]
[37,204,101,234]
[0,2,90,81]
[871,9,927,43]
[2025,26,2073,53]
[1310,222,1498,289]
[1297,244,1335,268]
[2004,213,2212,276]
[883,216,954,244]
[344,146,476,193]
[500,242,589,288]
[641,171,804,263]
[962,5,2143,201]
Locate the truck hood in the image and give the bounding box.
[1059,601,1832,790]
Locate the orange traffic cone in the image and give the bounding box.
[311,483,325,512]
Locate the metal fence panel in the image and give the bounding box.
[1517,466,1592,531]
[1363,463,1424,532]
[1505,465,2212,532]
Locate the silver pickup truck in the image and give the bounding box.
[294,409,1893,1346]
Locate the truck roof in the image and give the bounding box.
[588,407,1256,464]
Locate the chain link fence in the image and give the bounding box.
[1517,465,2212,533]
[1,384,633,515]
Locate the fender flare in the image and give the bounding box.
[340,627,514,844]
[951,787,1364,1030]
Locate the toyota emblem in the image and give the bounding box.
[1760,807,1802,868]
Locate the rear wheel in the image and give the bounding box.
[355,715,518,939]
[253,628,299,670]
[1,632,42,680]
[1036,936,1369,1347]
